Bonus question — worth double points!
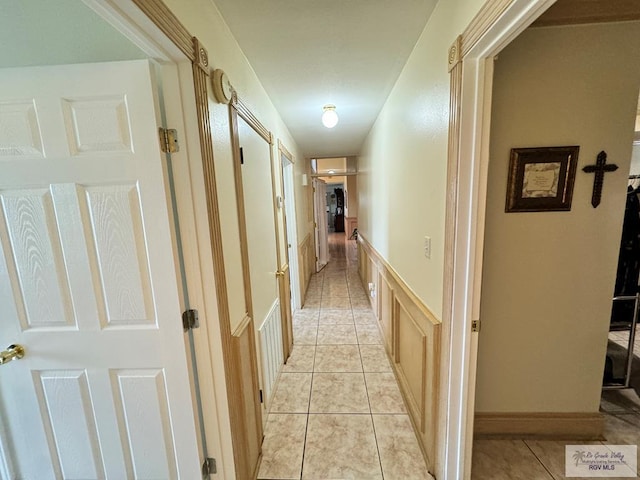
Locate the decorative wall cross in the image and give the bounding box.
[582,151,618,208]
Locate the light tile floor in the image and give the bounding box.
[472,375,640,479]
[260,234,640,479]
[609,330,640,379]
[258,234,433,480]
[609,330,640,354]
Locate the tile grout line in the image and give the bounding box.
[299,305,320,480]
[299,267,321,475]
[289,265,323,479]
[297,402,311,480]
[359,309,386,480]
[284,253,312,466]
[300,264,326,479]
[522,439,557,480]
[314,267,323,345]
[287,235,395,479]
[364,364,386,479]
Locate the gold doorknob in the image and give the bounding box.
[0,344,25,365]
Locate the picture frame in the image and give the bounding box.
[505,146,579,213]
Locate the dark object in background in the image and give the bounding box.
[334,187,344,232]
[611,186,640,325]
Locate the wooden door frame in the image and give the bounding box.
[278,140,298,354]
[440,0,556,478]
[228,93,276,322]
[90,1,258,477]
[228,93,284,470]
[228,93,281,330]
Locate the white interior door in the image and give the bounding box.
[283,160,300,310]
[0,60,200,479]
[313,178,329,271]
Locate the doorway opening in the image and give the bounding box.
[310,157,358,273]
[469,7,640,479]
[439,0,640,476]
[602,92,640,403]
[326,182,345,233]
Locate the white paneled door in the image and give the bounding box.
[0,60,201,479]
[313,178,329,271]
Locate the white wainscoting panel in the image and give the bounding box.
[259,299,284,407]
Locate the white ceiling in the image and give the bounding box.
[213,0,438,157]
[0,0,147,68]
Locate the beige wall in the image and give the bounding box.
[316,157,347,173]
[346,175,358,218]
[476,22,640,413]
[293,159,313,247]
[321,175,346,185]
[163,0,310,329]
[346,156,357,173]
[357,0,487,318]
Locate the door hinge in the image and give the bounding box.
[259,389,264,403]
[471,320,480,333]
[159,128,179,153]
[182,309,199,331]
[202,457,217,476]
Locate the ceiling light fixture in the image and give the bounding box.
[322,105,338,128]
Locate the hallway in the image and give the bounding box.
[258,234,432,479]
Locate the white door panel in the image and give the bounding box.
[0,61,200,479]
[313,179,329,271]
[283,160,300,310]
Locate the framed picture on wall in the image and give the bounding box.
[505,146,579,213]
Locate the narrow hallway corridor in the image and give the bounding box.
[258,234,432,479]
